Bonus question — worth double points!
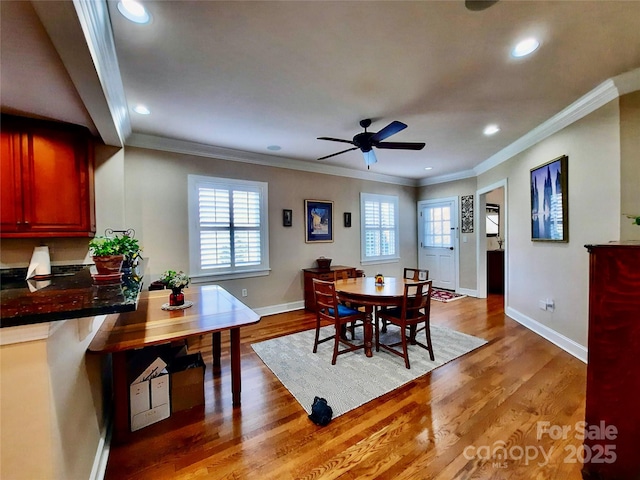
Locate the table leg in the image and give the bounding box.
[230,328,241,406]
[112,351,129,443]
[364,306,373,357]
[211,331,221,368]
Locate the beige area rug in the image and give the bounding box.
[251,325,486,418]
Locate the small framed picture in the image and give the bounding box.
[305,200,333,243]
[283,209,292,227]
[344,212,352,228]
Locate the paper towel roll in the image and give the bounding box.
[26,246,51,279]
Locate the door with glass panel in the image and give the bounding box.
[417,198,459,290]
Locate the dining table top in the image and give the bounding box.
[88,284,260,354]
[334,276,415,300]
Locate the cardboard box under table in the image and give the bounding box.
[169,352,205,413]
[129,354,171,432]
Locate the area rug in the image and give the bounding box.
[431,288,467,303]
[251,325,486,418]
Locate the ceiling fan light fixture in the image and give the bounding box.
[117,0,151,24]
[483,124,500,136]
[511,37,540,58]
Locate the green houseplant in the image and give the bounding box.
[89,235,141,276]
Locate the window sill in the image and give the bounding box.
[191,268,271,283]
[360,257,400,266]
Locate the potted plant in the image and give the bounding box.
[89,235,142,277]
[114,235,142,274]
[159,270,190,306]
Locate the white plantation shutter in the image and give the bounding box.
[189,176,269,280]
[361,193,399,263]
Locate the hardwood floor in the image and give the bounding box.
[105,295,587,479]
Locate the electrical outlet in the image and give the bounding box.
[242,288,248,297]
[546,298,555,312]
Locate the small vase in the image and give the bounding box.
[169,288,184,306]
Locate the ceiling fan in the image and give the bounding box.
[317,119,426,168]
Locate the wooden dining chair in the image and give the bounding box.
[380,268,429,334]
[375,280,434,369]
[337,270,365,339]
[403,267,429,281]
[312,278,366,365]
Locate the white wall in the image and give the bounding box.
[479,99,622,347]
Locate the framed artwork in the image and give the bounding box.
[305,200,333,243]
[344,212,352,228]
[461,195,474,233]
[530,155,568,242]
[283,209,292,227]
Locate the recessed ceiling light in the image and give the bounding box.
[117,0,151,24]
[483,124,500,136]
[133,105,150,115]
[267,145,282,151]
[511,37,540,58]
[424,167,433,171]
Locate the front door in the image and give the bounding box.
[418,198,458,290]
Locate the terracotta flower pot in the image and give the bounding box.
[93,254,124,275]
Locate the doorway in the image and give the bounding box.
[417,197,459,290]
[477,180,507,301]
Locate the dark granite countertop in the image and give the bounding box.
[0,265,144,328]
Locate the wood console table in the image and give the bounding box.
[302,265,357,311]
[88,285,260,442]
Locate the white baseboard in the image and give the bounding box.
[253,300,305,317]
[506,306,587,363]
[89,419,112,480]
[458,287,477,298]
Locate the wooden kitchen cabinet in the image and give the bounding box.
[1,115,96,237]
[582,242,640,480]
[303,266,357,311]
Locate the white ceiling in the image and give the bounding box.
[2,1,640,182]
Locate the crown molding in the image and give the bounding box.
[126,133,419,187]
[417,169,477,187]
[474,68,640,177]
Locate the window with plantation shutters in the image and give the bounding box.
[360,193,400,264]
[189,175,269,281]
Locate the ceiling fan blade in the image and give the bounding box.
[317,137,354,145]
[370,121,407,143]
[318,147,358,160]
[376,141,426,150]
[363,149,377,166]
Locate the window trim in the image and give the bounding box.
[360,192,400,265]
[188,174,270,281]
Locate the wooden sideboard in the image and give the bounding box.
[583,242,640,480]
[302,265,357,311]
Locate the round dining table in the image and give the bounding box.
[334,276,413,357]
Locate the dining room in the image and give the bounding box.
[1,1,640,479]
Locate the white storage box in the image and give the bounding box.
[129,355,171,432]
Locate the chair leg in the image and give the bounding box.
[401,326,410,369]
[332,327,341,365]
[375,317,380,352]
[313,317,321,353]
[425,322,435,361]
